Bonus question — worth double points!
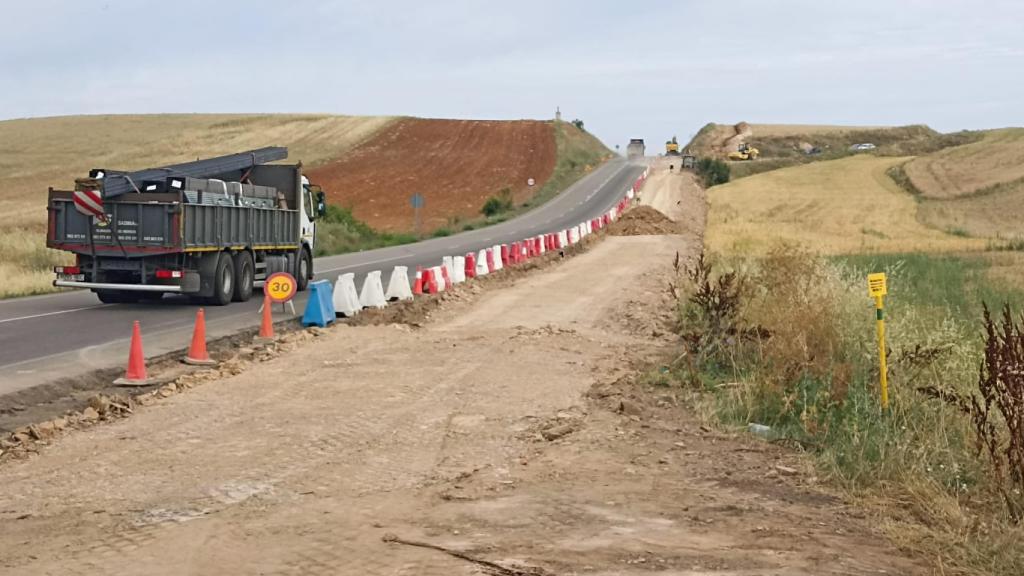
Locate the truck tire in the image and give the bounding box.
[210,252,234,306]
[295,247,312,292]
[232,251,254,302]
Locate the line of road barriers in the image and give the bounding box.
[113,168,649,386]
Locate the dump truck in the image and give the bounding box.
[626,138,646,159]
[46,147,327,305]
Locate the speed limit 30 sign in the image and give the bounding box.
[265,272,297,303]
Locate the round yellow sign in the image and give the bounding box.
[265,272,297,303]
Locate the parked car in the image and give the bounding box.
[849,143,877,151]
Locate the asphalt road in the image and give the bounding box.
[0,158,645,396]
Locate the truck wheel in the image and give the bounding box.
[210,253,234,306]
[232,251,254,302]
[295,248,312,292]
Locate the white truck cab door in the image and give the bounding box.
[300,176,316,252]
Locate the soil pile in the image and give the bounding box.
[608,206,682,236]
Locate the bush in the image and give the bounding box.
[696,157,731,187]
[314,205,416,256]
[481,187,514,218]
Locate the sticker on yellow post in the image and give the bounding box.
[867,272,887,298]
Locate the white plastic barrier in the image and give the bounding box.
[333,273,362,317]
[537,235,546,254]
[442,256,455,282]
[491,245,503,271]
[476,249,490,276]
[452,256,466,284]
[431,265,447,292]
[558,230,568,247]
[627,187,635,199]
[385,266,413,301]
[358,270,387,309]
[568,227,579,244]
[585,220,593,235]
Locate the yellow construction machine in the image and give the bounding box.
[665,136,680,156]
[727,142,759,161]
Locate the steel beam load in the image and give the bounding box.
[96,147,288,198]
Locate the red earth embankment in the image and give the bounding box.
[307,118,557,232]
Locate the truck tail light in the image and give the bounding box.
[54,266,81,274]
[155,269,183,279]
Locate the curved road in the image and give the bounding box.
[0,158,644,396]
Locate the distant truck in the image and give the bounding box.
[626,139,645,159]
[46,147,326,305]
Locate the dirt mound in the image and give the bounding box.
[722,121,753,152]
[307,118,558,232]
[608,206,682,236]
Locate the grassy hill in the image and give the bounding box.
[706,154,986,256]
[898,128,1024,240]
[688,122,980,180]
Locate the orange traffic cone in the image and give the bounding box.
[114,320,154,386]
[184,308,217,366]
[256,293,275,343]
[413,266,424,295]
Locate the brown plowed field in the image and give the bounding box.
[306,118,557,232]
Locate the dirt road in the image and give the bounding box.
[0,163,925,575]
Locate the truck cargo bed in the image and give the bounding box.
[48,191,299,255]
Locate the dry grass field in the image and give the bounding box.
[903,128,1024,239]
[706,154,987,256]
[0,114,394,297]
[904,128,1024,199]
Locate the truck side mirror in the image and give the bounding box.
[315,190,326,218]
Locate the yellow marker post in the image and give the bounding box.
[867,272,889,411]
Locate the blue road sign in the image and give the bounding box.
[410,193,424,209]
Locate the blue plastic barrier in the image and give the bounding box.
[302,280,336,328]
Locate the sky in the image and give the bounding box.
[1,0,1021,149]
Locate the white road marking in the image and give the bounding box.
[0,304,113,325]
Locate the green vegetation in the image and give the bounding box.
[662,249,1024,575]
[885,161,924,196]
[695,157,730,187]
[480,187,515,218]
[314,205,416,257]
